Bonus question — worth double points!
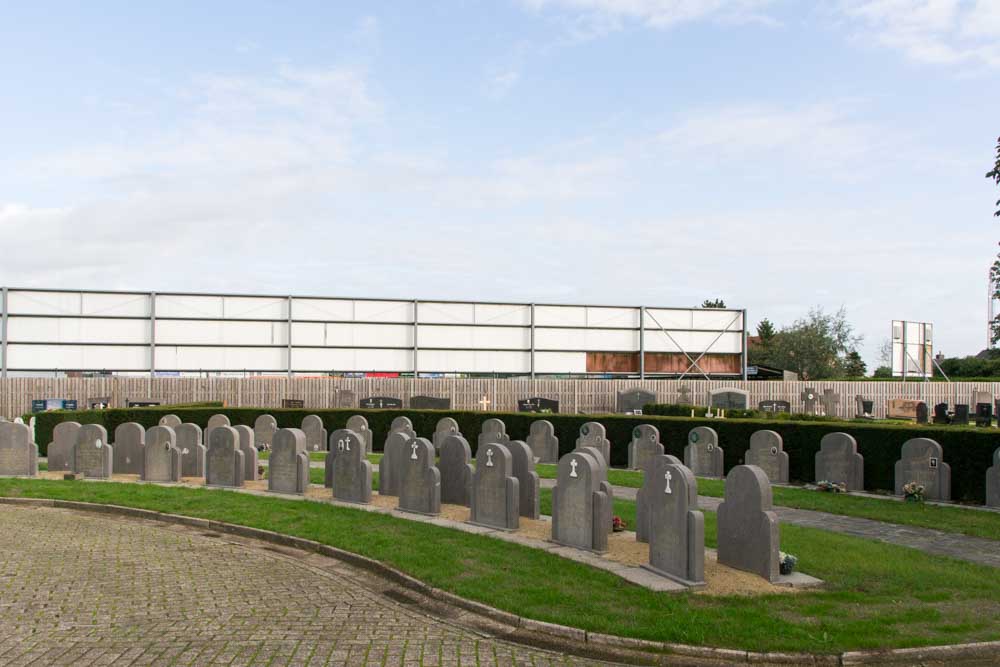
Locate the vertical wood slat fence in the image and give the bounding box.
[3,377,998,421]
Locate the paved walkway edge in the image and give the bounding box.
[2,496,997,666]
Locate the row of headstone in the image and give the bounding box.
[0,422,38,477]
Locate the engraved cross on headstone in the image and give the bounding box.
[486,448,494,467]
[570,458,578,478]
[664,469,673,494]
[410,442,418,460]
[820,389,840,417]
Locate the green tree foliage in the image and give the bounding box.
[936,350,1000,378]
[873,366,893,378]
[701,298,726,308]
[748,318,777,367]
[842,351,867,377]
[765,307,863,380]
[987,136,1000,344]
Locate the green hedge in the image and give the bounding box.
[33,406,1000,503]
[643,403,887,423]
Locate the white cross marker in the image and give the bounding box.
[478,395,491,410]
[182,448,190,455]
[664,469,673,494]
[569,458,578,478]
[486,448,494,467]
[410,443,419,460]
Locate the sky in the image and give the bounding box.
[1,0,998,370]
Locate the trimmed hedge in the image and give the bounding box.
[33,406,1000,503]
[643,403,887,423]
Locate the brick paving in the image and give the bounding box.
[0,505,617,667]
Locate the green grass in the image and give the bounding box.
[2,478,999,654]
[535,464,1000,541]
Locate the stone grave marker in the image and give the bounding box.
[684,426,724,478]
[268,428,310,495]
[952,404,970,425]
[281,399,305,409]
[628,424,664,471]
[47,421,81,472]
[469,442,519,530]
[253,414,278,449]
[73,424,113,479]
[517,397,559,413]
[933,403,950,424]
[329,428,372,504]
[894,438,951,501]
[815,432,864,491]
[617,388,656,414]
[432,417,460,450]
[758,400,791,414]
[635,453,682,543]
[378,431,411,497]
[972,390,993,410]
[551,450,612,553]
[640,458,705,587]
[800,388,819,414]
[820,389,840,417]
[335,389,356,408]
[976,403,993,428]
[887,399,920,420]
[205,426,245,488]
[916,402,929,424]
[346,415,373,455]
[205,414,231,449]
[159,414,182,429]
[525,419,559,463]
[301,415,327,452]
[744,430,789,484]
[987,447,1000,508]
[439,434,473,506]
[855,396,874,418]
[709,388,749,410]
[390,416,416,439]
[575,421,610,466]
[142,425,181,483]
[478,418,510,449]
[360,396,403,409]
[175,423,206,477]
[0,422,38,477]
[677,385,692,404]
[410,395,451,410]
[717,465,780,582]
[507,440,540,519]
[398,437,440,516]
[113,422,145,475]
[233,425,259,482]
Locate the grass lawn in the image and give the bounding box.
[534,464,1000,542]
[1,478,998,654]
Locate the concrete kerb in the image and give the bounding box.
[1,495,999,666]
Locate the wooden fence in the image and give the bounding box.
[3,377,998,421]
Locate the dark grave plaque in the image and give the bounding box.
[617,389,656,414]
[88,397,112,409]
[916,402,929,424]
[952,404,969,425]
[757,400,791,414]
[932,403,950,424]
[409,396,451,410]
[517,397,560,413]
[360,396,403,409]
[710,389,749,410]
[976,402,993,427]
[281,399,305,409]
[126,400,160,408]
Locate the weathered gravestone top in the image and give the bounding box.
[916,402,930,424]
[410,395,451,410]
[0,422,38,477]
[551,450,611,553]
[952,404,970,425]
[390,416,416,439]
[887,399,921,420]
[677,385,692,404]
[47,421,81,472]
[432,417,460,450]
[717,465,780,582]
[508,440,540,519]
[815,432,864,491]
[478,418,510,449]
[74,424,113,479]
[113,422,145,475]
[205,414,231,448]
[709,388,749,410]
[684,426,723,478]
[439,434,473,506]
[360,396,403,409]
[268,428,310,495]
[744,430,789,484]
[253,414,278,449]
[517,397,560,413]
[820,389,840,417]
[397,437,441,516]
[329,428,372,504]
[346,415,373,455]
[526,419,558,464]
[975,402,993,428]
[894,438,951,501]
[640,458,705,587]
[575,421,610,466]
[142,426,181,483]
[378,431,411,497]
[987,447,1000,509]
[800,388,819,414]
[617,388,656,414]
[933,403,950,424]
[469,442,519,531]
[175,423,206,478]
[234,425,258,482]
[159,414,182,429]
[628,424,664,472]
[206,426,245,488]
[301,415,327,452]
[335,389,356,408]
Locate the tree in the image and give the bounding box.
[842,351,867,377]
[873,366,892,378]
[987,136,1000,344]
[748,318,777,367]
[765,306,863,380]
[701,299,726,308]
[878,337,892,369]
[756,318,776,341]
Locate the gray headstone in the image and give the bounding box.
[432,417,460,450]
[640,459,705,587]
[377,431,411,497]
[628,424,663,471]
[526,419,559,463]
[268,428,310,495]
[159,414,182,429]
[397,437,440,516]
[253,414,278,449]
[410,395,451,410]
[677,385,692,404]
[0,422,38,477]
[205,414,231,449]
[758,400,791,414]
[986,447,1000,509]
[175,423,206,477]
[478,418,510,449]
[142,426,181,483]
[507,440,540,519]
[73,424,113,479]
[390,416,416,439]
[717,465,780,582]
[234,425,259,482]
[894,438,951,501]
[683,426,724,478]
[346,415,373,455]
[113,422,145,475]
[800,388,819,414]
[329,428,372,504]
[206,426,245,488]
[469,443,519,530]
[47,421,80,472]
[744,430,789,484]
[972,390,993,410]
[301,415,328,453]
[575,422,610,466]
[820,389,841,417]
[709,388,749,410]
[551,450,612,553]
[438,434,473,506]
[617,388,656,413]
[815,432,864,491]
[635,453,682,543]
[335,389,356,408]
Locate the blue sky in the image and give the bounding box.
[1,1,998,369]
